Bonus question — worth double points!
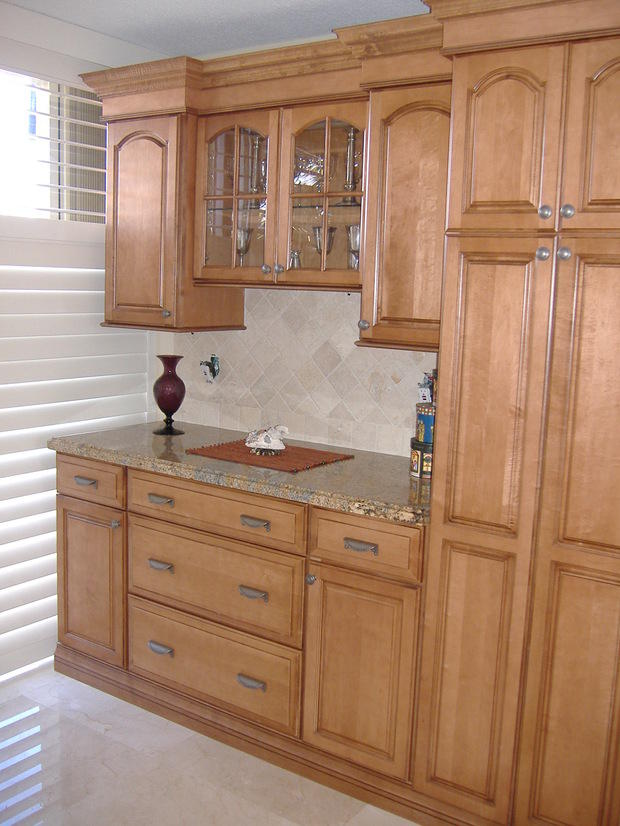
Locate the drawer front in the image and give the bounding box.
[128,597,301,736]
[57,455,125,508]
[309,507,423,583]
[128,515,304,647]
[128,470,306,554]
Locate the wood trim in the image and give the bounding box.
[334,16,444,58]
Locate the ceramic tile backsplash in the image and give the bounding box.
[149,290,436,456]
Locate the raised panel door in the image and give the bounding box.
[359,84,451,351]
[447,45,566,232]
[560,37,620,232]
[303,562,419,779]
[514,238,620,826]
[414,237,554,822]
[56,495,125,667]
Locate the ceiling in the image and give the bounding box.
[4,0,430,59]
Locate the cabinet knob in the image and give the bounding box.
[274,264,284,274]
[538,204,553,219]
[110,519,121,529]
[162,309,171,318]
[560,203,575,219]
[261,264,271,274]
[305,574,317,585]
[557,246,572,260]
[535,247,551,261]
[358,319,370,330]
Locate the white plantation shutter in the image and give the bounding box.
[0,215,148,676]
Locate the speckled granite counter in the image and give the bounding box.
[48,422,429,526]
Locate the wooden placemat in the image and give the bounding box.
[187,439,354,473]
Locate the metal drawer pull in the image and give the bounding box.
[236,673,266,692]
[148,640,174,657]
[240,514,271,532]
[148,558,174,573]
[344,537,379,556]
[110,519,121,529]
[74,475,98,488]
[147,493,175,507]
[239,585,269,603]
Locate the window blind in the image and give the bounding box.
[0,216,147,677]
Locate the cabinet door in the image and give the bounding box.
[560,37,620,232]
[106,116,178,326]
[358,84,450,351]
[303,562,419,779]
[514,239,620,826]
[276,101,367,289]
[413,237,554,822]
[447,45,565,232]
[194,110,280,284]
[57,495,125,667]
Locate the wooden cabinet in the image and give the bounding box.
[413,237,555,822]
[105,115,245,330]
[194,101,367,290]
[513,238,620,826]
[303,560,420,779]
[56,494,125,667]
[358,83,451,351]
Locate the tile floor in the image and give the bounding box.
[0,664,418,825]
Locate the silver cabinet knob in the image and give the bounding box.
[274,264,284,274]
[560,203,575,219]
[358,319,370,330]
[557,246,572,260]
[110,519,121,529]
[538,204,553,219]
[305,574,316,585]
[162,309,171,318]
[261,264,271,274]
[535,247,551,261]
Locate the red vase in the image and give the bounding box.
[153,355,185,435]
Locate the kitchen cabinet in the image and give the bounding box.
[358,83,451,351]
[194,101,367,290]
[413,236,555,822]
[105,115,245,330]
[513,238,620,826]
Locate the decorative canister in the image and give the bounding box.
[409,477,432,506]
[153,354,185,435]
[410,438,433,478]
[416,403,436,444]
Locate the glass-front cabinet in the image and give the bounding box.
[194,102,367,289]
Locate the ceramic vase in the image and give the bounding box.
[153,355,185,435]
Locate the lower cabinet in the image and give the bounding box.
[56,494,125,667]
[302,561,420,779]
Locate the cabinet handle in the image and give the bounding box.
[535,246,551,261]
[305,574,317,585]
[236,673,266,692]
[148,558,174,573]
[274,264,284,274]
[147,493,175,507]
[261,264,271,274]
[557,246,572,260]
[148,640,174,657]
[240,514,271,532]
[560,203,575,219]
[110,519,121,529]
[537,204,553,219]
[344,537,379,556]
[74,475,98,488]
[162,309,171,318]
[358,319,370,330]
[239,585,269,602]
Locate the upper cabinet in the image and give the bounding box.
[194,101,367,290]
[358,83,451,351]
[105,115,245,330]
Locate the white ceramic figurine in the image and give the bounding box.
[245,424,289,455]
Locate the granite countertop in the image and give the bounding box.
[48,422,430,526]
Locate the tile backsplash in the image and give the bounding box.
[149,290,436,457]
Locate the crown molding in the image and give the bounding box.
[334,15,443,58]
[426,0,558,17]
[82,56,204,98]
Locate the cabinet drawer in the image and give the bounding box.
[57,455,125,508]
[128,597,301,737]
[309,507,423,583]
[128,515,304,647]
[128,470,306,554]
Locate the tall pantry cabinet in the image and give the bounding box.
[416,4,620,823]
